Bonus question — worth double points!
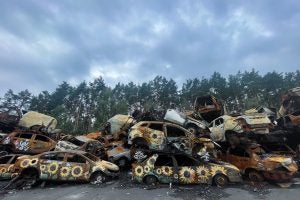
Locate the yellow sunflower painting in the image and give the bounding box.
[20,159,30,168]
[196,166,211,183]
[134,165,144,177]
[150,132,162,145]
[144,166,150,173]
[48,162,59,175]
[61,167,71,177]
[71,166,83,178]
[210,165,226,176]
[162,166,173,176]
[0,168,7,173]
[156,168,162,175]
[179,167,196,184]
[40,164,47,172]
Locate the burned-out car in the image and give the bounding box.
[208,114,273,143]
[0,107,21,133]
[18,111,58,133]
[13,150,119,184]
[278,87,300,118]
[0,132,57,154]
[87,114,136,146]
[193,95,224,123]
[55,135,105,158]
[0,154,22,179]
[106,141,131,168]
[128,121,200,160]
[132,153,241,187]
[220,144,298,182]
[164,109,208,135]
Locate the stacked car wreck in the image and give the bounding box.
[0,87,299,191]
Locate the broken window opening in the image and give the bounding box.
[40,152,65,161]
[148,123,163,131]
[154,155,174,167]
[19,133,33,139]
[175,155,198,166]
[166,126,186,137]
[67,154,87,163]
[35,135,50,142]
[229,147,250,157]
[0,155,12,164]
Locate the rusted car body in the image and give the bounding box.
[278,87,300,117]
[0,131,57,154]
[220,144,298,182]
[208,114,272,142]
[55,135,105,157]
[107,114,136,137]
[106,141,131,168]
[132,153,241,186]
[0,154,22,179]
[128,121,199,160]
[13,150,119,183]
[18,111,58,134]
[245,106,277,122]
[193,95,224,123]
[0,108,21,133]
[87,115,136,146]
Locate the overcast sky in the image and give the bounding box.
[0,0,299,96]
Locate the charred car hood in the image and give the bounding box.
[95,160,119,171]
[261,155,298,172]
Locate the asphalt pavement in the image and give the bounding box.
[1,173,300,200]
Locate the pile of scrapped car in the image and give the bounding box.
[0,87,300,190]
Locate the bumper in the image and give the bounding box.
[262,171,296,182]
[228,174,243,183]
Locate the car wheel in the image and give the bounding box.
[144,175,158,185]
[248,170,264,182]
[90,172,107,184]
[213,174,228,187]
[21,169,39,188]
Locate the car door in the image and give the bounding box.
[226,147,251,170]
[31,134,53,154]
[39,152,66,180]
[153,155,176,184]
[146,123,165,150]
[165,124,191,151]
[12,133,34,153]
[173,155,199,184]
[65,153,91,181]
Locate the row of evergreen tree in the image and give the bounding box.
[1,69,299,134]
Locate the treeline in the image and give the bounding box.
[1,69,299,134]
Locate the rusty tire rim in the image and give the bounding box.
[214,174,228,187]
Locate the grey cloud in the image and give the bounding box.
[0,0,300,95]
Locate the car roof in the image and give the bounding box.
[134,121,189,130]
[42,150,88,155]
[150,152,194,157]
